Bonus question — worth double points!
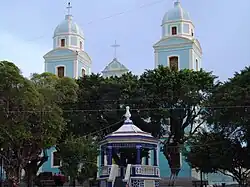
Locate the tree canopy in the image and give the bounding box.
[0,61,78,185]
[185,66,250,186]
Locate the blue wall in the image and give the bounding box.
[40,147,60,174]
[157,47,191,69]
[46,59,75,78]
[158,140,191,177]
[78,60,90,76]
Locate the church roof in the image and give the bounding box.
[105,106,153,138]
[162,1,191,24]
[102,58,128,73]
[54,15,84,38]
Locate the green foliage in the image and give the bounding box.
[186,66,250,185]
[57,135,98,183]
[185,131,250,185]
[0,61,78,182]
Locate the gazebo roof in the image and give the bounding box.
[105,106,154,139]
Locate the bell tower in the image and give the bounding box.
[43,2,92,79]
[153,1,202,71]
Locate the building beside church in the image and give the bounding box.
[39,1,234,184]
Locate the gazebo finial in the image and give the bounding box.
[125,106,131,120]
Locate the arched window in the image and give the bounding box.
[82,68,85,77]
[60,39,65,47]
[57,66,65,77]
[196,59,199,70]
[171,26,177,35]
[169,56,179,71]
[52,151,60,167]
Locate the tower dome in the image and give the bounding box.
[52,2,85,51]
[53,15,84,39]
[161,1,195,38]
[162,1,191,24]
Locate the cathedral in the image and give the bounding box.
[40,1,233,184]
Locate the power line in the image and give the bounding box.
[25,0,166,42]
[2,105,250,113]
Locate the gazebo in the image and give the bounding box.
[97,106,160,187]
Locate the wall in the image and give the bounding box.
[158,140,191,177]
[40,147,60,174]
[157,47,192,69]
[45,59,74,78]
[78,60,91,76]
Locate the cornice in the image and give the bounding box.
[162,19,195,28]
[154,43,192,50]
[153,36,193,48]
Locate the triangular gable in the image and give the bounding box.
[43,48,75,58]
[154,36,193,47]
[102,58,128,72]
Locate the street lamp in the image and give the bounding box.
[27,161,31,187]
[0,148,3,187]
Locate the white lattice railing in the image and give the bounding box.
[100,165,112,176]
[132,165,160,177]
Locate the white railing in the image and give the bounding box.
[132,165,160,177]
[100,165,112,176]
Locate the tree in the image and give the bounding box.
[185,130,250,186]
[63,67,216,174]
[23,72,78,185]
[0,62,78,185]
[192,66,250,186]
[57,135,98,187]
[66,73,147,140]
[138,66,217,174]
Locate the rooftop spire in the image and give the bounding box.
[65,2,73,20]
[124,106,131,121]
[111,40,120,59]
[174,0,181,7]
[66,2,72,15]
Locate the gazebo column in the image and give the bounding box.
[153,148,157,166]
[101,148,104,166]
[145,150,149,165]
[136,145,141,164]
[107,146,113,165]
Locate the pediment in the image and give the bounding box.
[154,36,193,48]
[43,48,75,59]
[78,51,92,63]
[102,58,128,72]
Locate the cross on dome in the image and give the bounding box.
[111,40,120,59]
[66,2,72,15]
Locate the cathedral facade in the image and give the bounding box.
[40,1,234,184]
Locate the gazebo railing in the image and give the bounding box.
[131,165,160,177]
[100,165,112,176]
[99,164,160,178]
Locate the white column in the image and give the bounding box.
[148,150,152,166]
[104,155,107,166]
